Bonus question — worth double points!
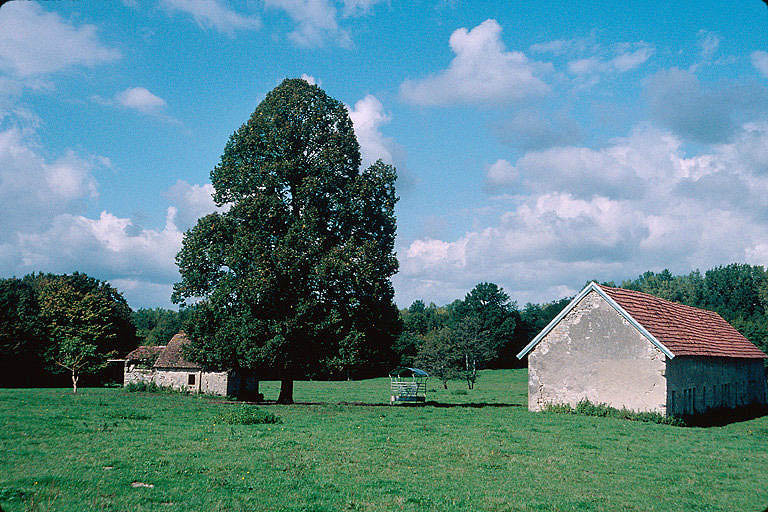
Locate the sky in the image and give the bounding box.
[2,0,768,310]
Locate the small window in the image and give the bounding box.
[188,374,196,386]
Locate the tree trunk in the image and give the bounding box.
[277,379,294,404]
[71,370,78,394]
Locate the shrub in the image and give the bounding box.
[451,389,468,396]
[214,407,281,425]
[543,399,685,426]
[125,381,163,393]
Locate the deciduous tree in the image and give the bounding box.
[173,79,400,402]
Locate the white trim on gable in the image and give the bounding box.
[516,282,675,360]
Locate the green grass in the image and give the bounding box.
[0,369,766,511]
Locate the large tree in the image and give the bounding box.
[173,79,400,403]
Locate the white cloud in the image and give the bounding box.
[0,1,120,77]
[697,30,720,59]
[567,43,653,77]
[116,87,166,112]
[264,0,351,48]
[396,123,768,307]
[347,94,395,167]
[485,159,515,186]
[0,127,98,238]
[752,51,768,78]
[400,19,551,105]
[300,73,318,85]
[494,109,582,151]
[645,67,768,143]
[161,0,261,35]
[0,115,222,308]
[17,208,183,285]
[165,180,223,230]
[341,0,385,16]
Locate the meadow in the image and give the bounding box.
[1,369,766,512]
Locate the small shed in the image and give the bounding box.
[389,367,429,404]
[124,331,259,398]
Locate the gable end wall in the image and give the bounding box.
[527,290,667,413]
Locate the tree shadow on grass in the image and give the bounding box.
[211,399,523,408]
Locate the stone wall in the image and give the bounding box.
[666,356,767,415]
[528,290,668,413]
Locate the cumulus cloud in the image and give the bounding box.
[115,87,166,112]
[0,127,98,238]
[0,118,219,308]
[347,94,395,167]
[645,67,768,143]
[161,0,261,35]
[264,0,351,48]
[494,109,582,151]
[400,19,551,105]
[396,123,768,306]
[0,1,120,76]
[165,180,223,231]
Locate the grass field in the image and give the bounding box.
[1,369,766,512]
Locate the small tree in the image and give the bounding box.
[451,316,493,389]
[35,272,136,389]
[414,327,460,389]
[53,336,106,393]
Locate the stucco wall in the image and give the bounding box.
[124,365,231,396]
[200,371,230,396]
[666,357,767,415]
[528,290,667,413]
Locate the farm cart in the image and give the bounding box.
[389,367,429,404]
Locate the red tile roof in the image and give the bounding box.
[153,331,201,369]
[599,285,767,359]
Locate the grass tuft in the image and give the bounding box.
[213,407,282,425]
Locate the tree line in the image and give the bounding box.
[2,263,768,391]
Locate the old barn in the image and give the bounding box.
[517,282,767,416]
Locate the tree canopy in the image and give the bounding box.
[0,272,137,388]
[173,78,400,402]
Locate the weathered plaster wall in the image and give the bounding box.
[528,290,667,413]
[123,365,232,396]
[200,371,230,396]
[124,366,153,386]
[666,357,767,415]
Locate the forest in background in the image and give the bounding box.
[1,263,767,388]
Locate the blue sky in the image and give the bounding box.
[2,0,768,310]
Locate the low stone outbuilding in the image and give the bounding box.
[517,282,767,416]
[124,331,258,397]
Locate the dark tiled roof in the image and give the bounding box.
[125,345,165,361]
[152,331,201,369]
[600,285,767,359]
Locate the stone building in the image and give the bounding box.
[517,282,767,416]
[124,331,259,398]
